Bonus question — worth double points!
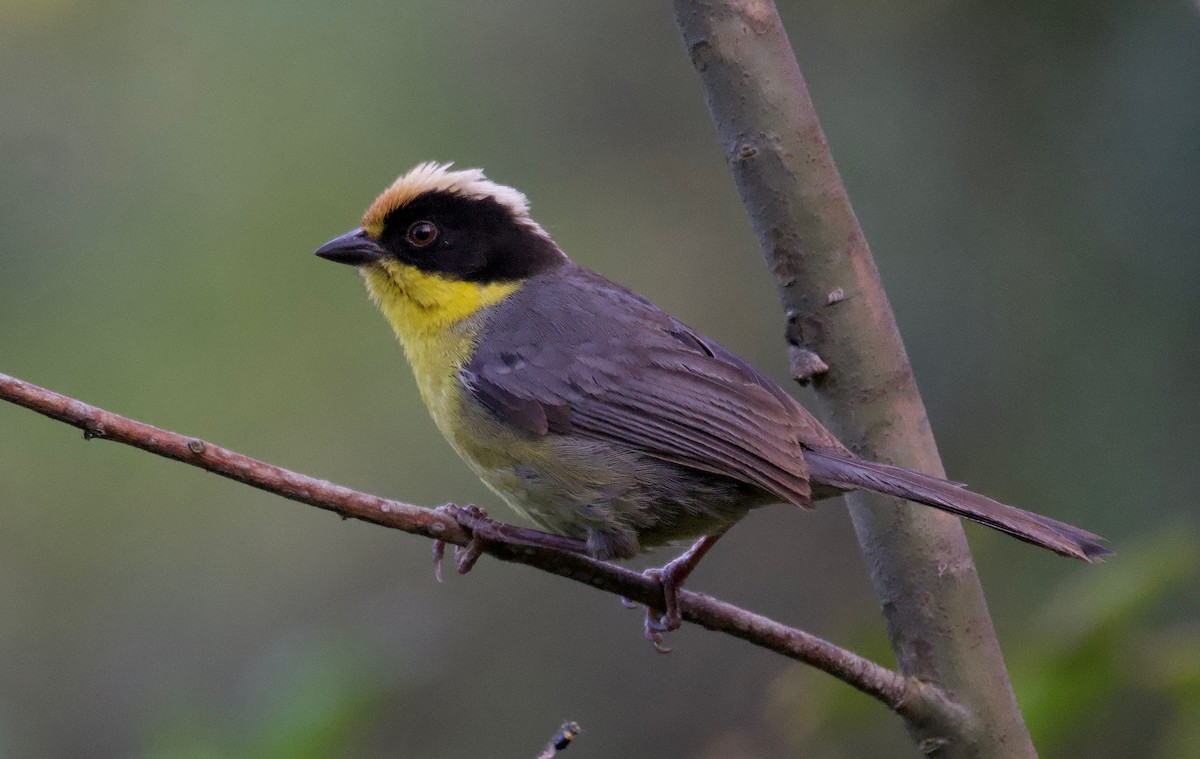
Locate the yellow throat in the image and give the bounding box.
[361,260,519,424]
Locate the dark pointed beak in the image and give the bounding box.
[314,227,385,266]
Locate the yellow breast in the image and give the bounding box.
[362,260,519,443]
[359,261,640,539]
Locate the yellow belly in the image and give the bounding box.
[361,261,537,507]
[397,322,556,529]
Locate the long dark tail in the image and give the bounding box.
[805,450,1112,561]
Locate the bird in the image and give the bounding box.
[315,162,1110,646]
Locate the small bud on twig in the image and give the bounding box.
[536,721,581,758]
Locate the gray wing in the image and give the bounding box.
[461,264,838,508]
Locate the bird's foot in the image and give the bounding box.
[641,565,683,654]
[432,503,500,581]
[629,533,727,653]
[431,504,591,582]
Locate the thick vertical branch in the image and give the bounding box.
[672,1,1036,756]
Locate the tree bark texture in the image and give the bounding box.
[671,1,1037,756]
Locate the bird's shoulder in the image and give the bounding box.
[466,262,777,411]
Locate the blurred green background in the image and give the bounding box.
[2,1,1198,757]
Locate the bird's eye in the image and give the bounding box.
[406,221,439,247]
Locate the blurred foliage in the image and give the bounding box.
[766,529,1200,758]
[140,641,390,759]
[1011,527,1198,754]
[2,0,1198,756]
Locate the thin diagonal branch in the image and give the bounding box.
[0,370,964,726]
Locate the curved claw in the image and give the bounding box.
[455,538,486,574]
[645,622,672,654]
[643,566,684,634]
[432,539,447,583]
[644,611,670,634]
[638,567,677,653]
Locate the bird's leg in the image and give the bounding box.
[642,531,726,652]
[431,503,589,581]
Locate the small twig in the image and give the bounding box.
[0,370,962,725]
[536,721,581,758]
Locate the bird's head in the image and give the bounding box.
[316,163,566,334]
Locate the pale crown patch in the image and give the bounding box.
[362,162,542,238]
